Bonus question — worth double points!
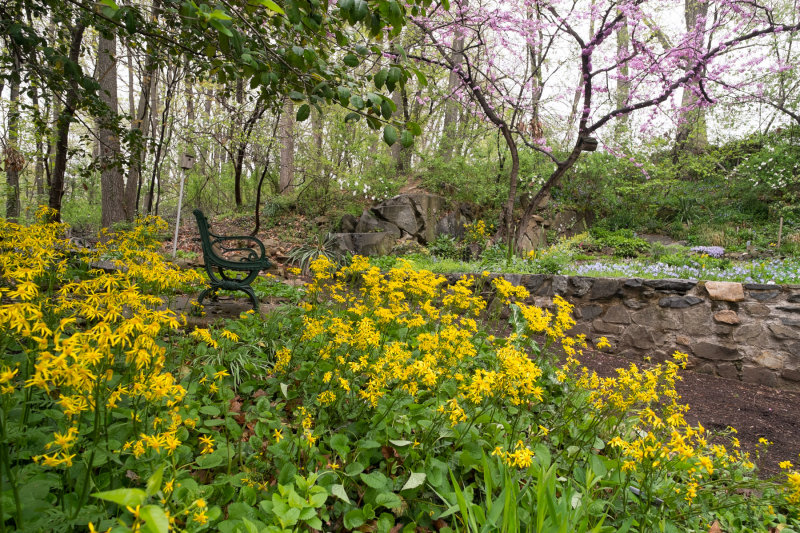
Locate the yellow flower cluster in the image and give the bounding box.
[0,213,201,469]
[464,220,491,243]
[283,256,577,440]
[492,440,535,469]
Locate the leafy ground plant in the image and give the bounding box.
[2,214,799,532]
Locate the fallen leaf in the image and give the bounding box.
[709,521,723,533]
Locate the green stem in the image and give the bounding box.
[0,409,23,529]
[72,372,103,519]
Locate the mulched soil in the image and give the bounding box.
[581,350,800,478]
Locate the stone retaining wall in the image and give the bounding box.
[443,273,800,391]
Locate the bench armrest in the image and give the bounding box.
[210,235,267,262]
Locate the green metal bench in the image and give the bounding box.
[193,209,271,311]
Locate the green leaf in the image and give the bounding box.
[383,125,398,146]
[406,121,422,136]
[146,465,164,497]
[337,86,351,105]
[209,19,233,37]
[355,44,370,56]
[360,471,390,490]
[331,484,351,504]
[280,382,289,398]
[344,509,365,529]
[257,0,285,14]
[388,439,412,447]
[400,130,414,148]
[296,104,311,121]
[140,505,169,533]
[343,54,360,67]
[196,452,225,469]
[345,461,365,476]
[352,0,368,21]
[344,112,361,123]
[350,95,365,109]
[288,91,305,101]
[92,488,147,507]
[373,69,388,89]
[329,434,350,456]
[400,472,425,491]
[199,405,220,416]
[374,492,402,510]
[380,99,393,120]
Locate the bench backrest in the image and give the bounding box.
[193,209,218,259]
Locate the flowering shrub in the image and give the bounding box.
[2,214,798,532]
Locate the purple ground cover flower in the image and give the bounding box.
[690,246,725,258]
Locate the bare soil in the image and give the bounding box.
[582,350,800,478]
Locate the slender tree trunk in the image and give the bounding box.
[234,103,266,209]
[126,0,161,219]
[5,58,21,221]
[97,32,126,228]
[614,12,630,141]
[391,89,411,174]
[49,22,86,221]
[675,0,709,156]
[439,3,467,163]
[278,98,295,194]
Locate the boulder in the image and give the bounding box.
[355,209,402,238]
[742,365,778,387]
[644,279,697,293]
[590,278,622,300]
[713,310,740,325]
[373,196,420,236]
[339,213,358,233]
[752,350,785,370]
[549,209,585,237]
[329,232,395,256]
[517,219,547,253]
[692,341,742,361]
[406,193,444,243]
[604,304,631,324]
[658,296,703,308]
[704,281,744,302]
[436,210,469,240]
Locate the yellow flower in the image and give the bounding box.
[193,498,207,509]
[596,336,611,350]
[273,428,283,442]
[193,510,208,525]
[198,434,215,455]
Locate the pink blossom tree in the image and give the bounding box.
[411,0,800,251]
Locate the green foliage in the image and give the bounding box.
[590,229,650,258]
[428,234,463,260]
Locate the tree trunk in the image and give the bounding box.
[614,12,631,141]
[391,89,411,174]
[49,22,86,221]
[97,32,126,228]
[5,59,21,221]
[674,0,709,156]
[278,98,295,194]
[439,4,467,163]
